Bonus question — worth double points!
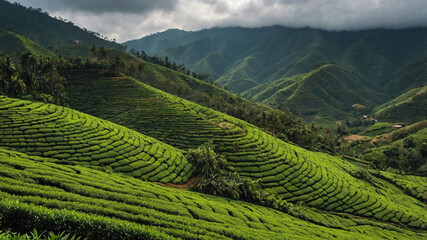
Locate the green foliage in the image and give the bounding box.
[0,1,122,49]
[0,52,66,105]
[62,73,427,227]
[374,86,427,125]
[125,26,427,96]
[0,96,193,184]
[244,64,385,123]
[363,151,387,169]
[2,148,423,239]
[350,168,372,181]
[0,31,55,62]
[186,141,227,178]
[195,170,266,202]
[0,229,84,240]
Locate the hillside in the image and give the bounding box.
[0,96,194,183]
[0,0,121,49]
[0,30,55,61]
[373,86,427,124]
[56,43,251,108]
[341,120,427,174]
[244,64,387,122]
[1,1,426,239]
[125,26,427,95]
[64,74,426,228]
[1,148,425,239]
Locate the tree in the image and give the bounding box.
[99,47,107,70]
[0,56,26,97]
[111,56,125,73]
[128,64,137,76]
[90,45,97,56]
[186,141,226,178]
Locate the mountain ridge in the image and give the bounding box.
[125,26,427,96]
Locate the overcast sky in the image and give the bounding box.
[11,0,427,42]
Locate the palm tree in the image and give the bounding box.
[7,75,27,97]
[0,57,27,97]
[187,142,227,178]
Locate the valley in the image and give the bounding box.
[0,0,426,239]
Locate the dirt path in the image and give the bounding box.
[342,135,365,142]
[157,175,202,189]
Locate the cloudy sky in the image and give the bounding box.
[11,0,427,42]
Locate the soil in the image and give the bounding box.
[157,175,202,189]
[342,135,365,142]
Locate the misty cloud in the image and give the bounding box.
[11,0,427,42]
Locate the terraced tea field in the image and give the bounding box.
[65,75,427,228]
[0,96,194,183]
[376,171,427,202]
[0,148,425,240]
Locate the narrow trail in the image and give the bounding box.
[157,175,202,189]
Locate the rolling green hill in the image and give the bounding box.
[1,148,425,239]
[0,0,121,49]
[63,73,426,228]
[0,96,194,183]
[0,30,55,61]
[125,26,427,95]
[373,86,427,124]
[1,1,426,238]
[243,64,387,122]
[56,43,251,109]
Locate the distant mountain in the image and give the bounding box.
[373,86,427,124]
[0,0,121,49]
[125,26,427,95]
[125,29,190,55]
[243,64,387,122]
[0,30,55,60]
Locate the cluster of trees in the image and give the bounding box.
[129,49,212,82]
[186,142,297,214]
[0,52,66,105]
[364,136,425,173]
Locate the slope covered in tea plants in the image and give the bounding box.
[66,74,426,228]
[0,31,55,61]
[0,96,193,183]
[0,148,425,240]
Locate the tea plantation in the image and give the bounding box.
[0,95,194,184]
[65,75,427,228]
[0,148,425,240]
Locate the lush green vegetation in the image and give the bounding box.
[0,0,121,49]
[244,64,386,122]
[0,31,55,61]
[375,171,427,202]
[125,26,427,95]
[0,3,425,238]
[344,121,427,174]
[6,84,427,228]
[0,96,193,183]
[0,52,67,105]
[0,148,425,240]
[0,229,83,240]
[373,86,427,125]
